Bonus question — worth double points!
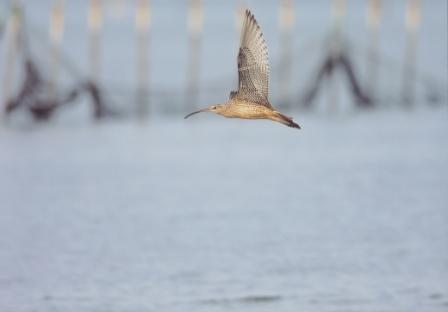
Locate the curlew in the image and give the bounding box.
[185,9,301,129]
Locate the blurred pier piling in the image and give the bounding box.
[233,2,245,91]
[302,0,371,111]
[402,0,420,107]
[186,0,203,112]
[328,0,346,112]
[135,0,150,119]
[88,0,102,84]
[88,0,104,118]
[48,0,64,99]
[278,0,295,110]
[2,1,22,117]
[366,0,381,104]
[0,0,444,124]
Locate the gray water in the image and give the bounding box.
[1,111,447,311]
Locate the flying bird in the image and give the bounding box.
[185,9,301,129]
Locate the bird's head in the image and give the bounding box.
[184,104,225,119]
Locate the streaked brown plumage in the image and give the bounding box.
[185,9,300,129]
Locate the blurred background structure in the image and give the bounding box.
[0,1,447,311]
[0,0,446,122]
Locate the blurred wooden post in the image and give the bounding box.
[88,0,102,84]
[303,0,370,110]
[2,1,21,116]
[332,0,346,34]
[402,0,420,107]
[186,0,203,112]
[366,0,381,104]
[135,0,150,119]
[234,2,245,54]
[233,2,244,92]
[48,0,65,99]
[278,0,295,110]
[328,0,346,112]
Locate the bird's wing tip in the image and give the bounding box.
[245,9,254,19]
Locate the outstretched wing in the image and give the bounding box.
[231,9,271,107]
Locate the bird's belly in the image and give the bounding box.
[224,105,270,119]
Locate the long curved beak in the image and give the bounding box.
[184,108,210,119]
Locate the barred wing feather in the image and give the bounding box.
[231,10,271,108]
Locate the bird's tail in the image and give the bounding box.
[272,111,301,129]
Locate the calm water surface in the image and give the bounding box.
[1,111,447,311]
